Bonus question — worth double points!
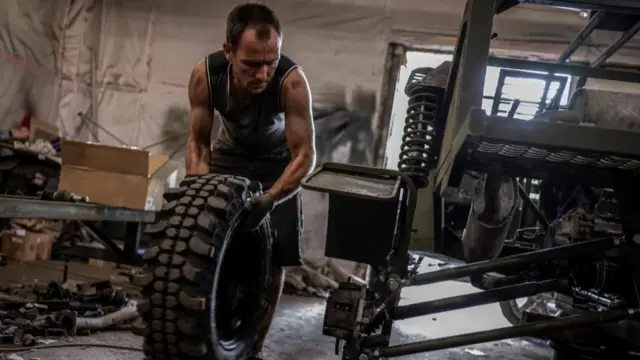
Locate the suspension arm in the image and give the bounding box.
[407,237,622,286]
[393,279,564,320]
[379,308,638,358]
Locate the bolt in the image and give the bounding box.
[388,279,400,291]
[358,354,369,360]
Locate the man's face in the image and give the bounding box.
[224,26,281,95]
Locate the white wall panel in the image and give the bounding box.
[95,89,141,146]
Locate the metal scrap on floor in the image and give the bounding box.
[0,279,139,348]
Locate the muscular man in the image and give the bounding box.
[185,3,315,359]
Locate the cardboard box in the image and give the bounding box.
[58,140,178,210]
[88,259,111,268]
[28,117,59,142]
[1,231,55,261]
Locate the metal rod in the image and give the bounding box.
[543,0,640,14]
[81,221,134,263]
[380,308,638,358]
[90,47,99,142]
[516,180,549,230]
[123,222,143,263]
[506,99,520,118]
[591,20,640,67]
[408,237,621,286]
[487,57,640,83]
[394,279,563,320]
[557,11,606,63]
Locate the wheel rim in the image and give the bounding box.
[210,209,271,354]
[214,230,266,350]
[508,292,559,320]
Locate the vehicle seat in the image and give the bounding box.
[532,88,640,131]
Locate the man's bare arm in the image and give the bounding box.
[185,60,214,175]
[268,68,316,203]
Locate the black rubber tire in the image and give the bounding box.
[500,292,558,326]
[499,299,533,325]
[132,173,273,360]
[551,350,571,360]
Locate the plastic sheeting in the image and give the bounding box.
[0,0,65,130]
[3,0,640,142]
[87,0,640,153]
[1,0,640,136]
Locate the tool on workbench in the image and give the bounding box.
[38,190,89,203]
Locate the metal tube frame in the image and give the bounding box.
[354,0,640,357]
[536,0,640,13]
[556,11,606,63]
[590,20,640,67]
[393,279,564,320]
[353,235,631,358]
[433,0,640,255]
[54,221,144,266]
[380,308,638,358]
[353,234,632,358]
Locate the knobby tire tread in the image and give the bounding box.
[131,174,257,360]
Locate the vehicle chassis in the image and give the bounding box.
[301,0,640,358]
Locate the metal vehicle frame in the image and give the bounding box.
[302,0,640,358]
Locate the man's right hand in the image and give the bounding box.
[242,193,276,231]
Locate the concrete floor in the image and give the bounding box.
[0,260,553,360]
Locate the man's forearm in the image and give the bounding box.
[268,151,314,204]
[185,138,211,175]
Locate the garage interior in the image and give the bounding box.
[1,0,640,359]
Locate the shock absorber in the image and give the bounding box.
[397,69,445,188]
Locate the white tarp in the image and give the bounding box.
[3,0,640,139]
[81,0,640,153]
[0,0,65,130]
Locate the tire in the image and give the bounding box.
[132,174,273,360]
[500,292,558,326]
[551,350,571,360]
[499,299,534,325]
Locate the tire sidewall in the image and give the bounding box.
[209,213,273,359]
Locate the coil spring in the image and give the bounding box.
[398,83,441,188]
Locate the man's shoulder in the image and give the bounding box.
[277,54,297,72]
[204,51,229,77]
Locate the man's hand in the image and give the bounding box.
[243,193,276,231]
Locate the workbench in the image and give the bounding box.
[0,195,156,266]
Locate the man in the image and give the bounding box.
[185,3,315,359]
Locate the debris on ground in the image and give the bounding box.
[0,280,139,347]
[3,353,25,360]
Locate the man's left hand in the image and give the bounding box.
[243,192,276,231]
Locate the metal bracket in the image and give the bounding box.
[0,195,156,222]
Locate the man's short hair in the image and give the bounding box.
[226,3,281,48]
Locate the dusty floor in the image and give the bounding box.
[0,260,553,360]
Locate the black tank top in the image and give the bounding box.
[205,50,299,159]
